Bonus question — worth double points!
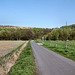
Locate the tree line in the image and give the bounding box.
[0,25,75,41]
[46,25,75,40]
[45,25,75,49]
[0,28,52,40]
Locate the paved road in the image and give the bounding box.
[31,41,75,75]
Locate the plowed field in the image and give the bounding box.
[0,41,25,57]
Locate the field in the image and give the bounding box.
[35,40,75,61]
[8,42,38,75]
[0,41,25,57]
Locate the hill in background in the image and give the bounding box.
[0,25,33,29]
[60,24,75,29]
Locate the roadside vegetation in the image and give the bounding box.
[0,42,25,75]
[8,42,37,75]
[36,24,75,61]
[35,40,75,61]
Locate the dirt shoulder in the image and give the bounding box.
[0,41,28,75]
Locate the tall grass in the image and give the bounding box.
[8,42,37,75]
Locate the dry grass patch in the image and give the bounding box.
[0,41,25,57]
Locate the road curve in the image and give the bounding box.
[31,41,75,75]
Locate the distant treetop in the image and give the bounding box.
[60,24,75,29]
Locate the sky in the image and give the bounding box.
[0,0,75,28]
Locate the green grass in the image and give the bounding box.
[35,40,75,61]
[35,40,42,43]
[8,42,37,75]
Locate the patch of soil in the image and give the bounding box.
[0,41,28,75]
[0,46,13,51]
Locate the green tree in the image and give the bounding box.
[48,33,52,46]
[63,29,70,48]
[25,29,33,40]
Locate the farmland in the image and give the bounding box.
[35,40,75,61]
[8,42,38,75]
[0,41,25,57]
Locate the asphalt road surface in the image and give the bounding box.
[31,41,75,75]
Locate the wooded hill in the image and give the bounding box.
[0,24,75,40]
[0,25,33,29]
[60,24,75,29]
[0,25,52,40]
[46,24,75,40]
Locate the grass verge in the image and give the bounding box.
[35,40,75,61]
[8,41,37,75]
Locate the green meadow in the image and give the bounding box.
[35,40,75,61]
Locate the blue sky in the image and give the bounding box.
[0,0,75,28]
